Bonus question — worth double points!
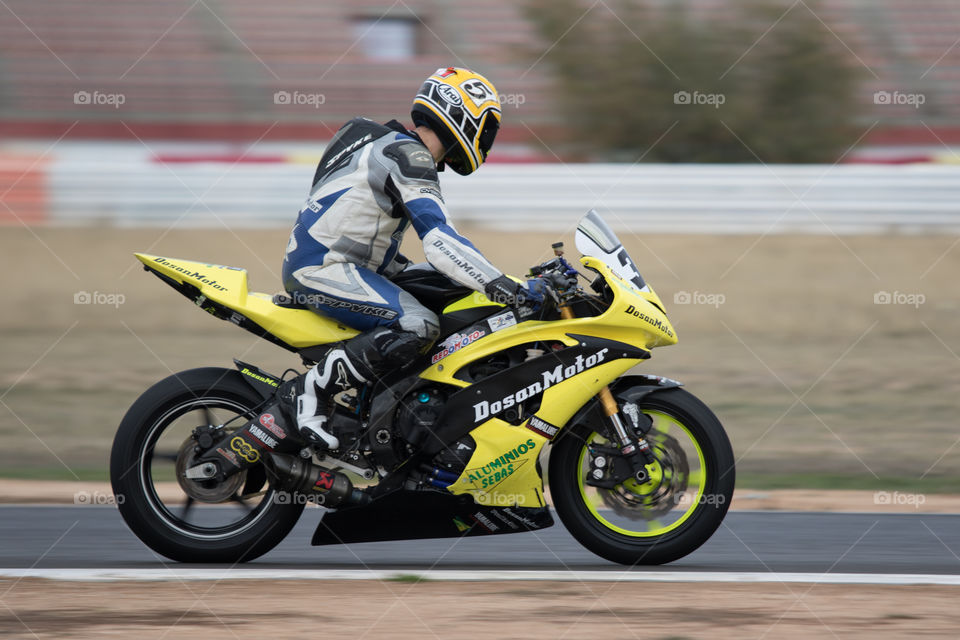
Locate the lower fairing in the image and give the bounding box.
[311,489,553,545]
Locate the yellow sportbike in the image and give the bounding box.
[110,210,734,565]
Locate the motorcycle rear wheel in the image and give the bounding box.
[110,367,305,563]
[550,386,734,565]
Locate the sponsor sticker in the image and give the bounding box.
[431,328,486,363]
[216,446,240,467]
[473,349,609,422]
[230,436,260,463]
[242,367,279,387]
[487,311,516,332]
[526,415,559,439]
[624,304,674,338]
[247,425,278,450]
[437,83,463,105]
[259,413,287,439]
[313,471,335,492]
[471,511,499,532]
[463,438,536,490]
[152,257,228,291]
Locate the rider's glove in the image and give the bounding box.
[522,278,548,311]
[484,275,552,320]
[484,275,545,310]
[484,275,522,306]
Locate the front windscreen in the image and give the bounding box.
[575,209,647,292]
[576,209,621,253]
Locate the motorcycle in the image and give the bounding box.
[110,210,734,565]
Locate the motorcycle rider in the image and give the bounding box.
[282,67,541,449]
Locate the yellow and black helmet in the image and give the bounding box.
[412,67,501,175]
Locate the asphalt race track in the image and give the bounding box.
[1,506,959,575]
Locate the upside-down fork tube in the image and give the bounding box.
[559,303,655,470]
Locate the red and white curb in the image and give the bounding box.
[2,569,960,585]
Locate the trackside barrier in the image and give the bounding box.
[9,159,960,233]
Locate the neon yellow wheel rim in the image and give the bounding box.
[576,411,707,537]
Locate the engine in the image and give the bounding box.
[394,386,447,448]
[390,386,477,482]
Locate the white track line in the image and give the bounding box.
[2,569,959,585]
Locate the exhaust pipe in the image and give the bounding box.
[269,453,371,508]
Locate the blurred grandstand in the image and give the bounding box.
[1,0,960,228]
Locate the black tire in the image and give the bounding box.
[110,367,304,563]
[550,386,734,565]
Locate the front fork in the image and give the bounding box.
[559,303,655,482]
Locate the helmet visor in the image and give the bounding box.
[477,112,500,161]
[444,143,472,175]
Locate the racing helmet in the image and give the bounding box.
[412,67,501,175]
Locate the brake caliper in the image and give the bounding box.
[585,443,642,489]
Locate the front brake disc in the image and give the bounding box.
[598,431,689,520]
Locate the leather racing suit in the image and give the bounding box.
[282,117,505,344]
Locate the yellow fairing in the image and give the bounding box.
[443,256,678,506]
[446,420,548,507]
[447,357,640,506]
[424,256,676,389]
[134,253,357,348]
[582,255,678,349]
[440,275,524,314]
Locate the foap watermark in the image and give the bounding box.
[674,90,725,109]
[674,290,725,308]
[480,492,528,506]
[73,90,125,109]
[74,490,124,505]
[272,490,345,507]
[874,491,925,509]
[874,290,924,308]
[273,491,314,506]
[499,93,526,108]
[74,291,125,308]
[674,491,727,507]
[274,90,326,108]
[873,90,925,109]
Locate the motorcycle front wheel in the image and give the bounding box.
[110,367,305,563]
[550,386,734,565]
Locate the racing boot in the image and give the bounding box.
[296,328,427,449]
[296,347,367,449]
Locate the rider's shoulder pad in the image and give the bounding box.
[383,140,438,182]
